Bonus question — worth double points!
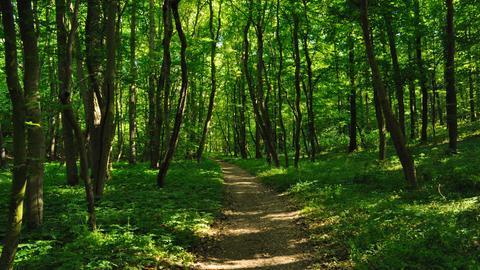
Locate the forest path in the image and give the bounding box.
[195,161,312,270]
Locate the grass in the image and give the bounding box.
[0,159,223,269]
[225,122,480,269]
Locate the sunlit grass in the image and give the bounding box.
[0,159,223,269]
[226,122,480,269]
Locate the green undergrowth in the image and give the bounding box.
[0,160,223,269]
[225,123,480,269]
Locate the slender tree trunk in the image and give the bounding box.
[359,0,417,189]
[293,11,302,168]
[414,0,428,142]
[469,69,476,121]
[197,0,222,162]
[148,0,158,167]
[302,1,317,160]
[385,12,405,136]
[0,1,28,267]
[408,48,417,140]
[128,0,137,164]
[348,32,358,153]
[445,0,457,153]
[56,0,96,230]
[157,0,189,187]
[17,0,45,230]
[373,83,386,160]
[56,0,79,186]
[0,124,6,168]
[86,0,117,199]
[255,122,262,159]
[242,0,279,167]
[276,0,288,167]
[254,4,280,167]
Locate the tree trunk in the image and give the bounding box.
[408,48,417,140]
[85,0,117,199]
[0,0,27,270]
[254,3,280,167]
[348,31,358,153]
[56,0,79,186]
[157,0,189,188]
[276,0,288,167]
[128,0,137,164]
[197,0,222,162]
[242,0,279,167]
[301,0,317,161]
[0,124,6,168]
[148,0,158,167]
[469,69,476,121]
[0,1,28,267]
[445,0,457,153]
[56,0,96,230]
[17,0,45,230]
[385,12,405,136]
[414,0,428,142]
[293,11,302,168]
[359,0,417,189]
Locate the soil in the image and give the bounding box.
[195,161,312,270]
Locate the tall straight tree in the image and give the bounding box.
[196,0,222,162]
[17,0,45,230]
[348,31,358,153]
[148,0,158,168]
[0,0,28,267]
[292,10,302,168]
[157,0,189,187]
[414,0,428,142]
[301,0,318,161]
[276,0,289,167]
[0,124,6,168]
[445,0,457,153]
[128,0,138,164]
[358,0,418,189]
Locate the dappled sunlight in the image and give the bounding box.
[197,162,312,269]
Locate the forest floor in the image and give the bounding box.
[195,161,313,270]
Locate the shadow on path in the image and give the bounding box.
[195,162,312,270]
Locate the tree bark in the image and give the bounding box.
[128,0,137,164]
[157,0,189,187]
[196,0,222,162]
[0,124,6,168]
[445,0,457,153]
[301,0,317,161]
[469,69,476,121]
[56,0,97,230]
[292,11,302,168]
[408,48,417,140]
[85,0,117,199]
[348,31,358,153]
[0,1,28,267]
[17,0,45,230]
[56,0,79,186]
[276,0,288,167]
[359,0,417,189]
[385,12,405,136]
[148,0,158,167]
[414,0,428,142]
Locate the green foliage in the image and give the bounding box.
[226,123,480,269]
[0,160,223,269]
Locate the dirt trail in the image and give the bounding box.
[195,161,312,270]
